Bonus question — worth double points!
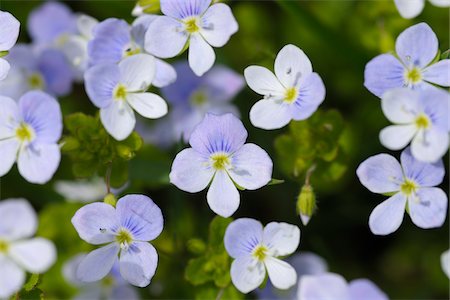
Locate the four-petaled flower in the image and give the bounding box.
[379,88,449,163]
[169,113,273,217]
[394,0,450,19]
[71,194,163,287]
[84,53,168,141]
[0,10,20,80]
[357,147,447,235]
[0,91,62,184]
[244,44,326,130]
[0,199,56,299]
[145,0,238,76]
[224,218,300,293]
[364,23,450,98]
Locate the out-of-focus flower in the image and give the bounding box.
[298,272,388,300]
[245,44,325,130]
[394,0,450,19]
[169,113,273,217]
[379,88,449,163]
[0,10,20,81]
[132,0,160,16]
[364,23,449,98]
[357,147,447,235]
[84,54,168,141]
[63,253,139,300]
[441,249,450,279]
[88,17,176,88]
[0,91,62,184]
[71,194,163,287]
[0,44,73,98]
[224,218,300,293]
[145,0,238,76]
[0,199,57,299]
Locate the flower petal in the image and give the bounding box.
[116,195,163,242]
[381,88,420,123]
[126,93,168,119]
[0,139,19,177]
[230,256,265,294]
[207,170,240,217]
[160,0,212,19]
[224,218,263,259]
[394,0,425,19]
[0,257,25,299]
[203,65,245,102]
[169,148,214,193]
[153,59,177,88]
[119,54,155,92]
[249,99,292,130]
[396,23,438,68]
[71,202,118,245]
[188,34,215,76]
[244,66,284,96]
[364,54,405,98]
[84,63,119,108]
[292,72,325,120]
[119,242,158,287]
[429,0,450,6]
[411,127,449,163]
[0,199,37,240]
[408,187,447,229]
[145,16,188,59]
[77,243,120,282]
[77,14,98,39]
[356,154,403,194]
[0,11,20,51]
[369,193,407,235]
[38,49,74,96]
[200,3,238,47]
[275,44,313,87]
[265,257,297,290]
[9,238,56,273]
[262,222,300,257]
[17,144,61,184]
[348,279,388,300]
[400,147,445,187]
[298,273,349,300]
[0,58,10,81]
[379,124,417,150]
[100,101,136,141]
[441,250,450,279]
[422,59,450,87]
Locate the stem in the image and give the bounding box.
[105,162,112,194]
[305,164,317,186]
[215,288,225,300]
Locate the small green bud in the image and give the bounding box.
[115,144,134,160]
[104,193,117,207]
[134,0,160,15]
[60,137,80,152]
[296,184,316,226]
[187,238,207,255]
[0,51,9,58]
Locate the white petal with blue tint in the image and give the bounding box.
[262,222,300,257]
[244,66,284,96]
[17,144,61,184]
[84,64,119,108]
[264,256,297,290]
[0,95,19,138]
[364,54,406,98]
[207,170,240,217]
[381,88,419,123]
[127,93,168,119]
[275,44,313,88]
[369,193,407,235]
[119,242,158,287]
[0,139,19,178]
[422,59,450,87]
[250,99,292,130]
[224,218,263,258]
[230,256,265,294]
[429,0,450,6]
[188,34,216,76]
[408,187,447,229]
[119,54,155,92]
[77,243,120,282]
[411,128,449,163]
[292,73,326,120]
[160,0,212,19]
[400,148,445,187]
[298,273,350,300]
[145,16,188,59]
[9,238,56,273]
[379,124,417,150]
[441,250,450,279]
[0,257,25,299]
[0,199,37,240]
[0,58,10,81]
[77,14,98,39]
[201,3,238,47]
[348,279,388,300]
[394,0,425,19]
[153,59,177,88]
[100,101,136,141]
[0,11,20,51]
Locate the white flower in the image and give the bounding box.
[394,0,450,19]
[442,249,450,279]
[0,10,20,80]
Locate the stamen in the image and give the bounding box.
[16,123,35,142]
[210,153,230,170]
[113,84,128,101]
[252,245,268,261]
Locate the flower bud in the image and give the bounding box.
[104,193,117,207]
[296,184,316,226]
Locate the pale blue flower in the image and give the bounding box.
[0,10,20,80]
[145,0,238,76]
[84,54,168,141]
[0,199,57,299]
[442,249,450,279]
[298,272,388,300]
[357,147,447,235]
[245,44,326,130]
[71,194,163,287]
[224,218,300,293]
[379,88,449,163]
[0,91,62,184]
[394,0,450,19]
[169,113,273,217]
[88,17,176,88]
[364,23,450,98]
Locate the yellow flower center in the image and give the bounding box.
[211,153,230,170]
[184,17,200,34]
[101,276,115,287]
[124,47,141,57]
[400,179,417,196]
[114,84,128,100]
[16,123,35,142]
[252,245,268,261]
[28,73,44,89]
[190,91,208,106]
[116,228,133,245]
[415,114,430,129]
[405,67,422,84]
[0,240,9,253]
[284,87,298,103]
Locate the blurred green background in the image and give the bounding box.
[0,0,449,299]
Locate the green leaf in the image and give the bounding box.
[24,274,40,292]
[268,178,285,186]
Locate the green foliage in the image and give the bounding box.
[135,0,160,14]
[61,113,142,188]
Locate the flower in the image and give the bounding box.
[298,272,388,300]
[244,44,326,130]
[63,253,139,300]
[364,23,450,98]
[0,199,57,299]
[0,91,62,184]
[394,0,450,19]
[357,147,447,235]
[88,17,176,88]
[145,0,238,76]
[84,54,168,141]
[169,113,273,217]
[71,194,163,287]
[224,218,300,293]
[140,62,244,147]
[441,249,450,279]
[379,88,449,163]
[0,10,20,81]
